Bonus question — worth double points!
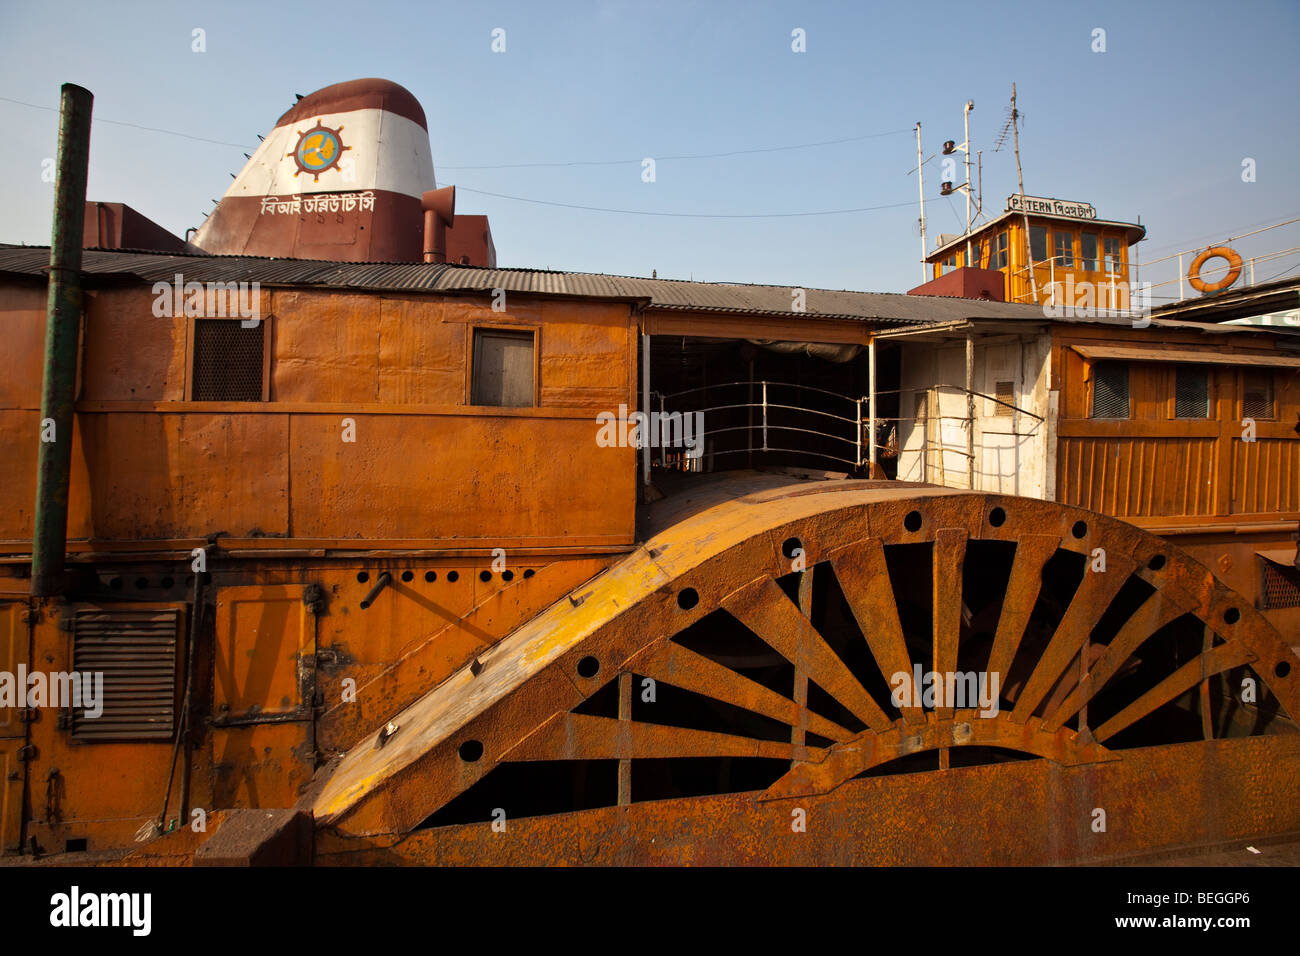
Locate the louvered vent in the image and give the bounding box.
[1174,366,1209,419]
[192,319,265,401]
[1090,363,1129,419]
[1261,560,1300,610]
[70,609,180,741]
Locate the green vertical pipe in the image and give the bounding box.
[31,84,93,597]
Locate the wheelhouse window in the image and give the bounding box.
[1029,226,1047,263]
[1242,369,1275,420]
[471,328,535,407]
[1103,236,1124,274]
[1090,362,1129,419]
[1053,230,1074,268]
[993,231,1009,269]
[1081,233,1098,271]
[1174,365,1210,419]
[940,254,958,276]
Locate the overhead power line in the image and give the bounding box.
[439,128,912,170]
[0,94,257,149]
[454,185,919,219]
[4,94,908,170]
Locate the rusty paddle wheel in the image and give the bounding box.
[303,477,1299,865]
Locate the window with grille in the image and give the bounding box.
[1261,559,1300,610]
[993,380,1015,417]
[471,328,535,407]
[191,319,267,401]
[1174,365,1210,419]
[1053,231,1074,268]
[1243,370,1275,420]
[1090,362,1129,419]
[69,609,180,741]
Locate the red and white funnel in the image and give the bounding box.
[192,78,436,261]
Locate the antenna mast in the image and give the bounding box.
[963,100,973,265]
[915,122,927,282]
[1011,83,1039,304]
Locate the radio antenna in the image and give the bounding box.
[1011,83,1039,303]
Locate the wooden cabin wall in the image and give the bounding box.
[1053,327,1299,523]
[0,286,639,550]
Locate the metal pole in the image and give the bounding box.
[868,338,878,468]
[856,399,863,469]
[641,333,650,486]
[32,84,93,598]
[658,392,666,468]
[747,360,754,468]
[761,381,768,452]
[1178,253,1185,301]
[965,330,976,491]
[1010,84,1038,304]
[916,122,927,283]
[964,101,973,267]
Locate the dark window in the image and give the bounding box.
[1053,230,1074,268]
[1029,226,1047,263]
[471,328,535,407]
[192,319,266,401]
[993,232,1009,269]
[70,609,180,741]
[1104,236,1123,274]
[1174,366,1210,419]
[1243,370,1275,420]
[940,254,958,276]
[1081,233,1098,271]
[1090,362,1129,419]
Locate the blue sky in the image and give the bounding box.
[3,0,1298,299]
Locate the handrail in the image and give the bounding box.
[647,378,1044,475]
[655,380,861,406]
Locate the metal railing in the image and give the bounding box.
[652,381,866,472]
[649,380,1044,476]
[1007,241,1300,305]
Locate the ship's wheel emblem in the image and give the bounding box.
[288,120,349,181]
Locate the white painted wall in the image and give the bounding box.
[894,332,1052,498]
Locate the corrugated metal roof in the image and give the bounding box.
[0,245,1052,327]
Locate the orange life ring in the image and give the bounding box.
[1187,245,1242,293]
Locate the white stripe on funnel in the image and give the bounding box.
[226,107,435,199]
